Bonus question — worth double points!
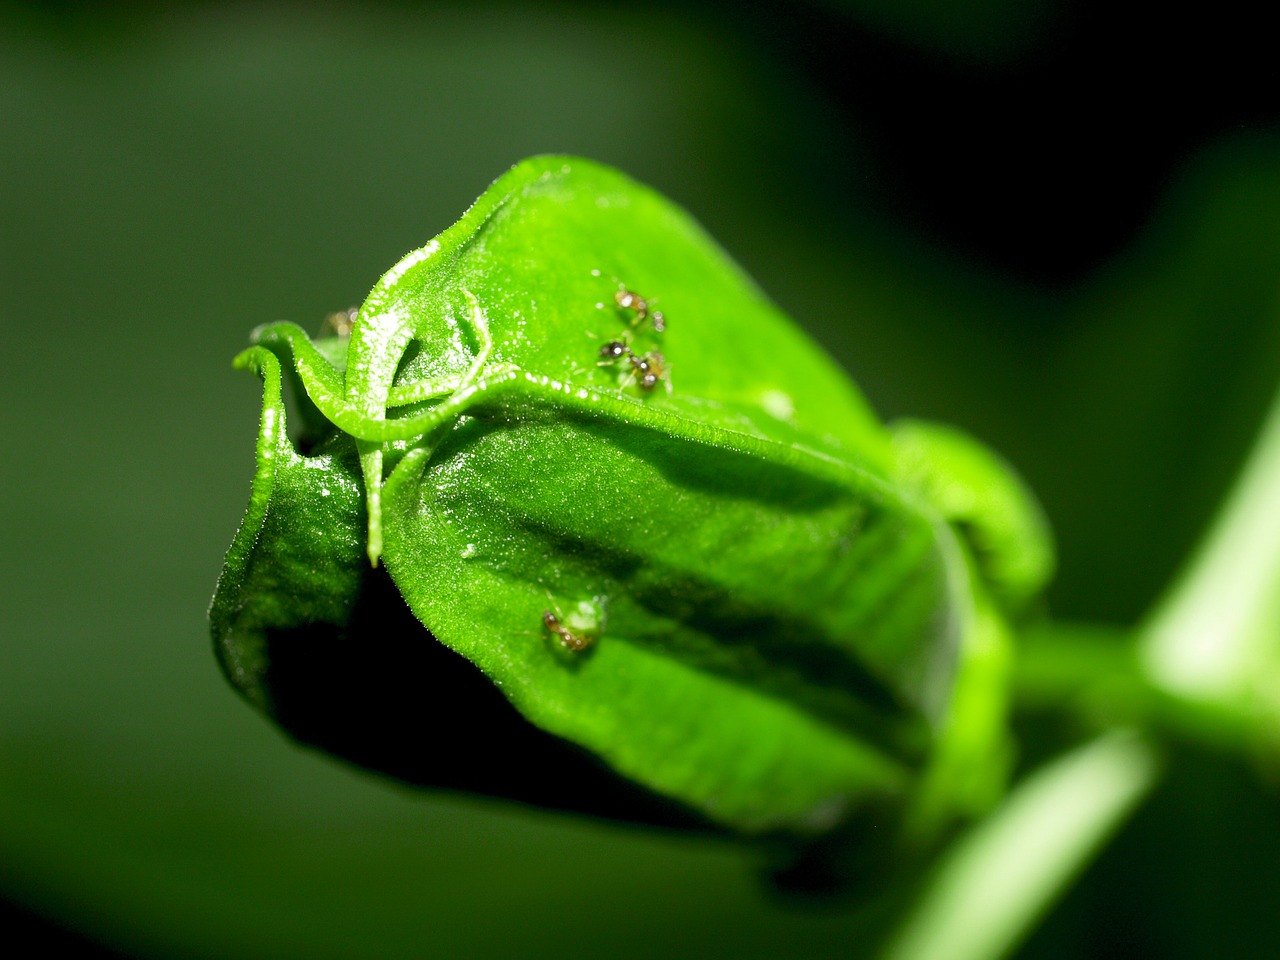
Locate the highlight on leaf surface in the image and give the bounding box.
[211,156,1053,845]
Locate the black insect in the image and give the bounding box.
[598,339,629,361]
[598,340,667,392]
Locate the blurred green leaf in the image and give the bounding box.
[816,0,1060,64]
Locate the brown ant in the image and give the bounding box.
[615,289,665,333]
[598,340,667,392]
[630,351,666,392]
[542,609,595,653]
[319,306,358,338]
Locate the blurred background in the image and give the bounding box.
[4,1,1280,956]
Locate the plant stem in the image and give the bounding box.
[1014,624,1256,754]
[879,731,1159,960]
[1141,384,1280,719]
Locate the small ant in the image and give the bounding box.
[319,306,358,338]
[542,609,595,653]
[598,340,667,392]
[615,289,665,333]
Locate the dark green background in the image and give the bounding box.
[4,2,1279,956]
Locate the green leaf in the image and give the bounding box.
[208,346,367,711]
[208,357,718,828]
[214,156,1049,839]
[381,411,949,834]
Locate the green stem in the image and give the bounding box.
[1014,624,1256,755]
[880,731,1159,960]
[1011,384,1280,765]
[1141,384,1280,722]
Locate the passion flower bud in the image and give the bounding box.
[212,157,1051,842]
